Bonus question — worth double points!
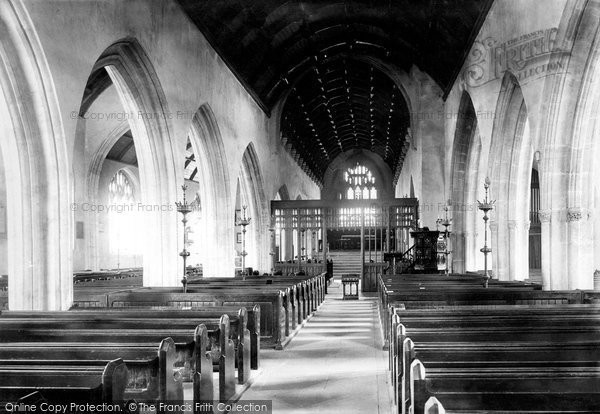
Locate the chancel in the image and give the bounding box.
[0,0,599,412]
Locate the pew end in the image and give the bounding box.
[409,359,426,414]
[194,324,214,404]
[158,338,183,403]
[251,304,261,369]
[218,315,236,402]
[102,358,129,403]
[424,397,445,414]
[401,336,415,414]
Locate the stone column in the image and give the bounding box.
[567,208,594,289]
[507,220,518,281]
[520,221,531,281]
[464,231,474,271]
[489,221,499,280]
[594,207,600,272]
[538,209,552,290]
[453,231,465,274]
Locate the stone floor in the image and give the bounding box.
[241,281,393,414]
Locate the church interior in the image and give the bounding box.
[1,0,600,412]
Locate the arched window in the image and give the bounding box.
[108,170,140,256]
[109,170,134,204]
[343,163,377,199]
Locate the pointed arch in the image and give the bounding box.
[488,72,533,282]
[560,0,600,289]
[239,143,269,272]
[450,91,478,273]
[0,0,71,310]
[84,122,130,270]
[86,37,178,286]
[188,103,233,277]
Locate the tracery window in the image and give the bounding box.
[343,163,377,200]
[108,170,140,256]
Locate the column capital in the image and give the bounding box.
[507,220,518,230]
[566,207,590,222]
[489,221,499,231]
[538,209,552,223]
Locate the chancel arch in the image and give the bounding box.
[81,38,178,287]
[0,1,71,310]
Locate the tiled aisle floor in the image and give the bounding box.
[242,282,393,414]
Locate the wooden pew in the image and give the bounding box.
[0,358,128,405]
[101,288,288,349]
[379,273,600,414]
[0,318,233,403]
[392,306,600,414]
[393,326,600,413]
[71,306,261,370]
[2,307,257,381]
[0,315,238,396]
[188,273,326,317]
[413,360,600,413]
[381,288,590,348]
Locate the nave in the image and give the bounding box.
[3,0,600,412]
[2,268,600,413]
[242,283,392,414]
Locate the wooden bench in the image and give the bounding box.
[414,363,600,413]
[378,272,600,413]
[381,288,593,347]
[0,358,128,405]
[390,305,600,414]
[3,307,259,375]
[98,288,288,349]
[0,316,234,403]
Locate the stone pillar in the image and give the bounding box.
[489,221,499,280]
[464,231,474,271]
[551,210,570,290]
[453,231,465,274]
[567,208,594,289]
[538,210,552,290]
[520,221,531,281]
[507,220,518,281]
[594,207,600,271]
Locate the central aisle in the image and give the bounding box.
[242,282,393,414]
